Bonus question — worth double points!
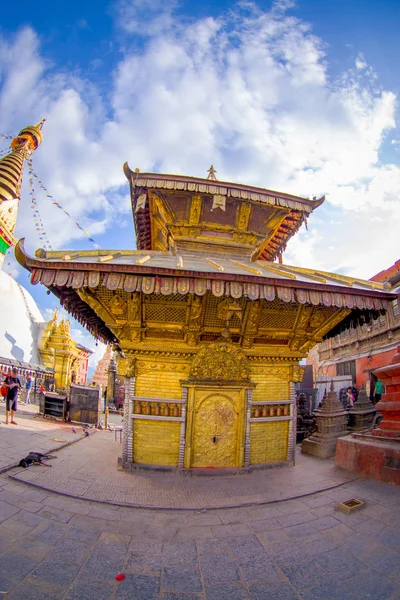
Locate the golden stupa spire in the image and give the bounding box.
[0,118,45,204]
[207,165,218,181]
[0,119,45,263]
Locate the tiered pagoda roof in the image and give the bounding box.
[124,166,324,261]
[16,165,397,349]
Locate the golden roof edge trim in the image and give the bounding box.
[124,165,324,212]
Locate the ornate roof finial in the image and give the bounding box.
[207,165,217,181]
[1,119,45,204]
[0,119,45,263]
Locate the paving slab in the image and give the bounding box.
[9,430,358,509]
[0,404,399,599]
[0,469,399,598]
[0,404,89,472]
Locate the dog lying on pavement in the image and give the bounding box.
[18,452,56,469]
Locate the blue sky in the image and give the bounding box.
[1,0,400,363]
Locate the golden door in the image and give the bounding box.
[190,389,243,468]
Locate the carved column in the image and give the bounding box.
[122,376,135,465]
[179,387,188,468]
[288,382,297,464]
[244,388,252,468]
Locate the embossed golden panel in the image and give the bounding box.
[190,390,243,468]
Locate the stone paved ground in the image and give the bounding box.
[0,473,400,599]
[1,403,400,598]
[10,431,357,509]
[0,403,87,472]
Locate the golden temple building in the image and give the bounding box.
[39,309,92,389]
[16,164,396,471]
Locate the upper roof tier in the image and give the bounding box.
[123,165,324,262]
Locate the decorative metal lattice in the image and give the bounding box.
[146,293,187,304]
[144,304,187,323]
[96,286,116,303]
[259,309,297,330]
[203,294,246,328]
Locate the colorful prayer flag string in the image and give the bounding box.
[0,133,13,156]
[27,159,53,251]
[27,162,100,249]
[4,246,15,277]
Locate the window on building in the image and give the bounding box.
[337,360,356,384]
[393,298,399,318]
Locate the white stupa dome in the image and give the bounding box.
[0,270,45,364]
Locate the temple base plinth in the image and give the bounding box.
[335,435,400,486]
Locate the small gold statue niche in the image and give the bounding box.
[217,299,243,340]
[217,298,243,323]
[110,293,126,316]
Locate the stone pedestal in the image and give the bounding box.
[335,435,400,485]
[301,385,348,459]
[347,386,376,432]
[335,346,400,485]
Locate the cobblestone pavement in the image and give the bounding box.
[0,404,86,472]
[1,471,400,599]
[10,431,357,509]
[1,404,400,598]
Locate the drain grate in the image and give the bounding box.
[337,498,365,514]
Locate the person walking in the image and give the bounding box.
[3,367,21,425]
[374,379,383,404]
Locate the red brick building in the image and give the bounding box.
[307,261,400,399]
[74,344,93,385]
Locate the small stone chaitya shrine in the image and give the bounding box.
[17,163,396,471]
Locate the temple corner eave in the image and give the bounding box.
[14,238,29,270]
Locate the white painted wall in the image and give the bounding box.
[0,270,44,364]
[315,375,352,407]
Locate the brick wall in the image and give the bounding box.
[135,361,189,399]
[356,348,398,389]
[250,420,289,464]
[133,419,181,466]
[250,365,290,401]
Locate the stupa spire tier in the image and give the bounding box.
[0,119,45,262]
[207,164,217,180]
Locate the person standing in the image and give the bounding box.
[24,375,33,405]
[346,387,355,408]
[374,379,383,404]
[3,367,21,425]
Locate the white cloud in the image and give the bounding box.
[355,52,367,71]
[0,0,398,289]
